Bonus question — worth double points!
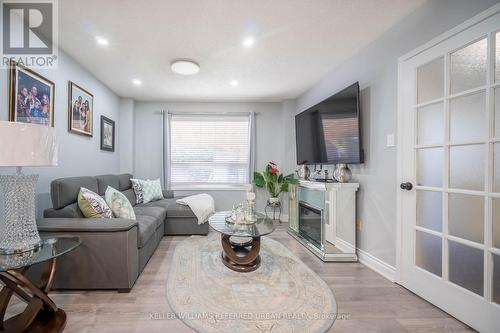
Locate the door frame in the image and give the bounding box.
[395,2,500,285]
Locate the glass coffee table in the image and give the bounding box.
[0,235,81,333]
[208,211,275,272]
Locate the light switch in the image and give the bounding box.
[386,133,395,147]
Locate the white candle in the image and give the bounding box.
[246,191,256,201]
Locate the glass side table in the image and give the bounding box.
[0,235,81,333]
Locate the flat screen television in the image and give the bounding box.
[295,82,363,165]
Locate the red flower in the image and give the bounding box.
[269,167,279,174]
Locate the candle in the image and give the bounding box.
[246,191,255,201]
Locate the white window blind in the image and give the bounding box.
[168,113,252,189]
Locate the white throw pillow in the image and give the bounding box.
[105,186,136,220]
[142,179,163,203]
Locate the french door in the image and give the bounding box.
[398,7,500,333]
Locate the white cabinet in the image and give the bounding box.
[288,181,359,262]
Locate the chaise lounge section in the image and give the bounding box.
[36,173,208,292]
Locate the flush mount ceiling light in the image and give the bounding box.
[230,80,239,87]
[132,79,142,86]
[95,36,109,46]
[242,36,255,48]
[170,59,200,75]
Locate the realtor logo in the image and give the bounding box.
[1,0,58,68]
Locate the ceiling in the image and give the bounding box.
[58,0,425,101]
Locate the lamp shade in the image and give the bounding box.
[0,121,58,167]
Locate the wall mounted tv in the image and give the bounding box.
[295,82,363,165]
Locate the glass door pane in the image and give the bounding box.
[416,231,442,276]
[448,241,484,296]
[417,57,444,103]
[449,91,486,143]
[450,38,487,94]
[449,144,485,191]
[448,193,484,243]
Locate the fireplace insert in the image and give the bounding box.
[298,201,323,249]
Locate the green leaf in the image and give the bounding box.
[253,172,265,187]
[278,174,284,184]
[280,182,289,193]
[266,182,276,197]
[284,174,300,184]
[269,172,278,184]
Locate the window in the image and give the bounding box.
[167,113,253,189]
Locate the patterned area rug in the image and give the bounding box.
[166,235,337,333]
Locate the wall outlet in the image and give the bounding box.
[386,133,395,147]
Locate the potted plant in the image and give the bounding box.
[253,161,299,205]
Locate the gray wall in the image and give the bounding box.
[132,101,287,213]
[0,50,122,217]
[286,0,500,266]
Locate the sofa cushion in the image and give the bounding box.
[105,186,136,220]
[121,188,137,207]
[117,173,133,191]
[78,187,113,218]
[96,175,120,195]
[44,203,84,218]
[136,215,158,248]
[51,176,98,210]
[163,198,197,218]
[134,206,166,228]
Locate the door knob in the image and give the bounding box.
[400,182,413,191]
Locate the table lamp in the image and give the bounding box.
[0,121,58,254]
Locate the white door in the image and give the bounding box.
[398,7,500,333]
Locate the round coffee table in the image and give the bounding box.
[208,211,275,272]
[0,235,81,333]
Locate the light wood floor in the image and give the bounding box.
[7,224,474,332]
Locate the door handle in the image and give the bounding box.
[400,182,413,191]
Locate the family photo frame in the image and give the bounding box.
[9,61,55,127]
[68,81,94,137]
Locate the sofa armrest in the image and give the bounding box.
[162,190,174,199]
[37,218,138,232]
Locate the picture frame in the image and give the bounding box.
[68,81,94,137]
[9,60,55,126]
[100,116,115,152]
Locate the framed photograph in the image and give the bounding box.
[9,61,55,126]
[100,116,115,152]
[68,81,94,136]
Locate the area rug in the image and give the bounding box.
[166,235,337,333]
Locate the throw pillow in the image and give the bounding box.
[142,179,163,204]
[78,187,113,218]
[104,186,136,220]
[130,178,145,204]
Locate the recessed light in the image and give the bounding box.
[170,59,200,75]
[132,79,142,86]
[95,36,109,46]
[242,36,255,48]
[230,80,239,87]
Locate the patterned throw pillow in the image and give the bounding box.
[130,178,144,204]
[78,187,113,218]
[104,186,136,220]
[142,179,164,204]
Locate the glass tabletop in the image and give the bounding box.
[0,235,81,272]
[208,211,276,237]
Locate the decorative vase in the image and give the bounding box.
[296,165,310,180]
[268,197,280,205]
[333,164,352,183]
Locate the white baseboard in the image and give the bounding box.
[356,248,396,282]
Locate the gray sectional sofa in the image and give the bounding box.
[36,173,208,292]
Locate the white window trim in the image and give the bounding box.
[164,111,255,191]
